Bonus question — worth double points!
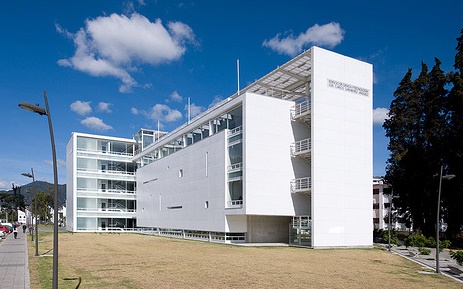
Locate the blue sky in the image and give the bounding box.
[0,0,461,190]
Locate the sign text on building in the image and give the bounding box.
[327,79,369,97]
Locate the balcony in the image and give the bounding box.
[228,126,243,146]
[76,168,136,181]
[226,199,243,209]
[291,99,311,124]
[76,148,133,161]
[76,188,136,199]
[291,177,311,195]
[291,138,311,161]
[76,207,136,218]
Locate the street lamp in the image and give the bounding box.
[19,91,59,289]
[21,169,39,256]
[436,165,455,274]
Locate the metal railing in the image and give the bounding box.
[291,139,311,155]
[76,147,133,157]
[227,162,243,172]
[228,126,242,137]
[76,208,136,213]
[76,188,135,194]
[227,200,243,207]
[291,100,310,119]
[76,168,135,176]
[291,177,311,193]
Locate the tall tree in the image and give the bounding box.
[384,58,451,236]
[444,28,463,238]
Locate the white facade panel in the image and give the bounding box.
[311,46,373,247]
[137,130,229,232]
[243,93,297,216]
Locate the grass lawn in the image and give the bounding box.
[27,231,463,289]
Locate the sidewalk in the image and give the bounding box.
[0,231,31,289]
[389,245,463,283]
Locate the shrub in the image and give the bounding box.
[419,247,431,255]
[382,230,400,245]
[404,233,427,248]
[404,233,450,251]
[450,251,463,266]
[440,239,451,251]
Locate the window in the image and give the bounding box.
[179,169,184,178]
[205,201,209,209]
[373,189,379,195]
[205,152,208,177]
[373,203,379,209]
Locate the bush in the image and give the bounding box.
[404,233,428,248]
[419,247,431,255]
[440,239,451,251]
[450,251,463,266]
[382,230,400,245]
[404,233,451,251]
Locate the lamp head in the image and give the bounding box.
[443,174,456,180]
[21,173,33,178]
[18,102,47,116]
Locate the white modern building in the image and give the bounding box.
[134,47,373,247]
[66,46,373,247]
[373,177,408,231]
[66,133,138,231]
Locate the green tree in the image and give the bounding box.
[35,190,53,224]
[384,28,462,238]
[445,27,463,238]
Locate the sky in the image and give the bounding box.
[0,0,462,190]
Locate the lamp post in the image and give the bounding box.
[435,165,455,274]
[19,91,59,289]
[21,169,39,256]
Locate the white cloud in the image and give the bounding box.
[185,103,205,118]
[81,116,113,131]
[146,104,183,122]
[208,95,223,108]
[45,159,66,168]
[131,107,139,115]
[57,13,196,93]
[97,102,112,113]
[170,91,183,102]
[373,107,390,125]
[262,22,345,57]
[70,100,92,115]
[0,180,9,191]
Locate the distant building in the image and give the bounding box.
[17,209,27,224]
[373,177,408,231]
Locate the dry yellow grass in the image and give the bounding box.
[28,232,463,289]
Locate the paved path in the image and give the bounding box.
[0,231,30,289]
[389,245,463,284]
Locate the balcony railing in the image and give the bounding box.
[291,139,311,155]
[77,188,136,194]
[76,168,135,176]
[291,177,311,194]
[227,162,243,172]
[228,126,242,137]
[291,100,310,119]
[76,147,133,157]
[226,200,243,208]
[77,208,136,213]
[228,126,243,146]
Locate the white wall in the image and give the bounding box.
[66,133,76,231]
[137,129,229,232]
[243,93,300,216]
[311,47,373,247]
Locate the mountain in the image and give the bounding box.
[0,181,66,207]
